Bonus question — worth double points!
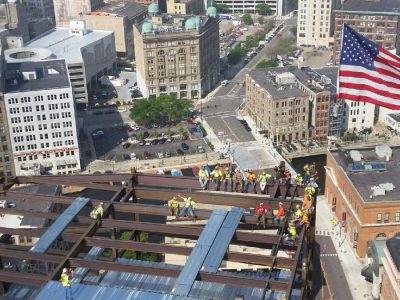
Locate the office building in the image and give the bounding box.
[133,4,220,99]
[53,0,104,27]
[325,145,400,258]
[166,0,204,15]
[0,1,30,42]
[27,21,116,108]
[381,235,400,300]
[3,49,80,175]
[297,0,339,47]
[213,0,293,17]
[82,2,147,61]
[333,0,400,65]
[22,0,54,19]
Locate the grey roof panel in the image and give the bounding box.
[202,208,244,273]
[29,197,90,253]
[72,247,105,283]
[340,0,400,13]
[173,209,228,297]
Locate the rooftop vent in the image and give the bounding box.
[375,145,392,159]
[349,150,363,162]
[22,71,36,81]
[371,186,385,197]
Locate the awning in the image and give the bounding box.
[42,161,53,168]
[361,264,373,282]
[55,160,66,167]
[65,158,77,165]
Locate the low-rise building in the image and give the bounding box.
[166,0,204,15]
[133,4,219,99]
[213,0,291,16]
[381,235,400,300]
[383,113,400,132]
[81,2,147,61]
[325,145,400,258]
[27,21,116,108]
[333,0,400,65]
[3,50,80,176]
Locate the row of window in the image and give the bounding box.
[146,40,198,49]
[377,212,400,223]
[16,150,76,162]
[7,94,70,105]
[14,140,75,151]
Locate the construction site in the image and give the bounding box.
[0,170,316,299]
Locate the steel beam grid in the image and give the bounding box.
[0,174,309,296]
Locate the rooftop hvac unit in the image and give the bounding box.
[349,150,363,162]
[379,182,395,192]
[371,186,385,197]
[375,145,392,159]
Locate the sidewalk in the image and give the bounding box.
[316,196,372,300]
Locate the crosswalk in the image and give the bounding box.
[315,230,332,236]
[320,253,338,257]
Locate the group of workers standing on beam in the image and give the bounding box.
[167,194,196,219]
[198,162,318,194]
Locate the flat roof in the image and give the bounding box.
[338,0,400,14]
[330,146,400,202]
[248,68,307,100]
[96,2,147,19]
[26,28,113,64]
[4,59,70,93]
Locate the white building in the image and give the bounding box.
[343,100,375,133]
[383,113,400,132]
[297,0,336,47]
[3,49,81,176]
[214,0,281,15]
[27,21,116,108]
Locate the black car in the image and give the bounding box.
[122,143,130,149]
[139,140,145,146]
[123,154,130,160]
[244,126,252,132]
[159,138,167,144]
[177,149,184,156]
[151,139,159,145]
[181,142,189,150]
[143,131,150,139]
[105,110,115,114]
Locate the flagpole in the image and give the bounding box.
[336,23,346,96]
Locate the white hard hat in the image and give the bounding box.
[63,268,68,273]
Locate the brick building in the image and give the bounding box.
[333,0,400,65]
[381,235,400,300]
[325,145,400,258]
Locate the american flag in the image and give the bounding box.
[338,24,400,110]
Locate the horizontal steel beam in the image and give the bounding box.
[0,248,62,263]
[0,270,48,287]
[69,258,288,290]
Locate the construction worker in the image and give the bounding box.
[303,164,312,184]
[284,169,292,185]
[258,171,271,194]
[305,182,316,201]
[234,169,244,192]
[274,202,286,225]
[303,195,313,210]
[301,210,310,227]
[211,166,223,191]
[90,202,104,220]
[255,202,271,228]
[198,166,209,190]
[295,204,303,221]
[245,169,257,193]
[61,268,73,300]
[294,173,303,186]
[288,222,297,240]
[222,167,234,192]
[242,169,249,192]
[168,196,180,217]
[178,195,196,218]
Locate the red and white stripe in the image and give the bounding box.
[338,47,400,109]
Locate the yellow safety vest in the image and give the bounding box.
[305,167,312,174]
[212,170,222,178]
[184,199,195,207]
[199,170,208,178]
[289,227,297,238]
[169,199,179,208]
[258,174,270,182]
[61,273,71,287]
[295,209,303,219]
[295,176,303,184]
[224,171,232,179]
[305,186,315,195]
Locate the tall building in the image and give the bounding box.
[381,235,400,300]
[245,69,311,143]
[166,0,204,15]
[81,2,147,61]
[3,49,81,176]
[0,1,30,42]
[297,0,339,47]
[325,145,400,258]
[27,21,116,108]
[133,4,220,99]
[53,0,104,26]
[333,0,400,65]
[22,0,55,19]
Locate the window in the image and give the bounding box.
[395,212,400,222]
[377,213,382,223]
[384,212,390,223]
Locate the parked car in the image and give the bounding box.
[164,151,171,158]
[197,145,205,153]
[123,154,130,160]
[139,140,145,146]
[144,151,151,160]
[145,140,151,146]
[181,134,189,141]
[92,95,98,101]
[166,136,174,143]
[122,143,130,149]
[181,142,189,150]
[128,137,137,144]
[157,152,164,159]
[151,139,159,145]
[130,153,137,160]
[143,131,150,139]
[91,130,104,138]
[159,138,167,144]
[221,80,229,86]
[176,149,184,156]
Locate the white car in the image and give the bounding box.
[131,125,140,130]
[128,137,138,144]
[129,86,140,92]
[221,80,229,86]
[145,140,151,146]
[157,152,164,158]
[118,107,127,113]
[91,130,104,137]
[197,146,205,153]
[130,153,137,160]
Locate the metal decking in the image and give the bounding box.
[29,197,90,254]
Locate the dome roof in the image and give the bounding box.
[142,21,154,34]
[148,3,159,14]
[185,17,198,31]
[206,6,218,18]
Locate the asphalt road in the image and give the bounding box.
[313,235,352,300]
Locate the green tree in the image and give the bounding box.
[227,45,245,65]
[256,59,279,68]
[241,13,253,25]
[257,16,265,25]
[151,130,160,138]
[136,132,144,140]
[213,2,229,13]
[256,3,272,16]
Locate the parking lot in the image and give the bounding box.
[91,124,210,162]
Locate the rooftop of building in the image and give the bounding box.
[292,67,337,94]
[92,1,147,19]
[3,59,70,94]
[248,67,307,99]
[26,27,113,64]
[330,145,400,202]
[338,0,400,14]
[388,113,400,122]
[386,235,400,272]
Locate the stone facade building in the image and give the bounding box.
[381,235,400,300]
[166,0,204,15]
